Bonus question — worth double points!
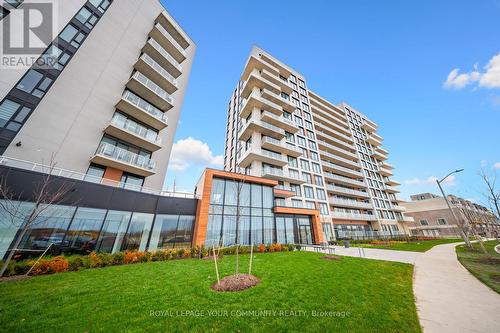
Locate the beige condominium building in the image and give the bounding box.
[0,0,195,190]
[224,46,413,241]
[403,193,500,237]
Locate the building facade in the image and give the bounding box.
[0,0,195,190]
[0,163,323,259]
[403,193,500,237]
[224,47,412,241]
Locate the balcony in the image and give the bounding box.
[91,142,156,177]
[367,133,383,146]
[312,112,351,137]
[240,90,283,119]
[241,55,281,82]
[239,119,285,141]
[398,216,415,223]
[314,121,354,143]
[326,185,370,198]
[104,114,162,152]
[134,53,178,94]
[309,97,347,122]
[238,148,287,168]
[149,22,186,63]
[385,186,400,194]
[241,70,281,99]
[329,198,373,209]
[142,38,182,78]
[260,111,298,133]
[361,120,377,133]
[318,139,357,159]
[262,167,306,184]
[316,132,355,151]
[273,185,296,198]
[371,149,387,161]
[331,211,378,221]
[260,88,296,113]
[261,136,302,157]
[386,179,401,186]
[115,91,168,130]
[321,161,363,178]
[392,205,406,212]
[323,172,365,187]
[126,71,173,111]
[259,68,293,95]
[379,166,393,176]
[320,150,360,168]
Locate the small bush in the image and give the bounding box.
[89,252,102,268]
[48,256,69,273]
[112,252,124,265]
[68,256,84,271]
[258,244,266,253]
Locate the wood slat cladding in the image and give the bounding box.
[274,206,323,244]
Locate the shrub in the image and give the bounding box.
[99,253,113,267]
[48,256,69,273]
[183,249,191,258]
[89,252,102,268]
[123,251,138,264]
[68,256,84,271]
[112,252,124,265]
[151,251,163,262]
[28,259,51,276]
[258,244,266,253]
[177,249,185,258]
[288,244,295,252]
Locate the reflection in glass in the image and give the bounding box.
[96,210,131,253]
[121,213,154,251]
[65,207,106,254]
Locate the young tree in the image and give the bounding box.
[479,169,500,220]
[458,206,488,255]
[0,160,74,277]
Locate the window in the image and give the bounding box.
[312,162,321,173]
[310,151,319,161]
[305,201,315,209]
[16,69,53,98]
[314,175,324,186]
[65,207,106,253]
[303,172,312,184]
[437,218,447,225]
[287,156,297,167]
[300,159,310,171]
[316,188,326,200]
[290,184,301,196]
[121,213,154,251]
[85,164,105,183]
[96,210,131,253]
[420,219,429,226]
[0,6,10,20]
[5,0,23,8]
[319,203,329,216]
[0,99,32,132]
[41,45,71,71]
[297,136,306,147]
[120,173,145,190]
[75,7,98,29]
[308,140,317,150]
[60,24,87,48]
[304,186,314,199]
[89,0,111,13]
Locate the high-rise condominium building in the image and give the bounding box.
[224,46,413,240]
[0,0,195,190]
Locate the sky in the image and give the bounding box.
[161,0,500,207]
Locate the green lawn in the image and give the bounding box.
[456,240,500,294]
[355,238,462,252]
[0,251,421,333]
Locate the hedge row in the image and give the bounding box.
[2,243,298,277]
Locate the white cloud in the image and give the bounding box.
[169,137,223,171]
[494,162,500,170]
[444,52,500,90]
[404,175,456,186]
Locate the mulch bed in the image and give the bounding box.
[211,274,260,292]
[201,255,222,260]
[0,275,31,283]
[320,255,341,261]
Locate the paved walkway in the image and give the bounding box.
[302,245,421,264]
[413,242,500,333]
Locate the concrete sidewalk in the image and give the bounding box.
[302,245,421,264]
[413,242,500,333]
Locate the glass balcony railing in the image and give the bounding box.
[96,142,156,171]
[110,114,162,145]
[122,91,168,123]
[148,38,182,71]
[154,23,186,56]
[140,53,178,87]
[132,71,173,104]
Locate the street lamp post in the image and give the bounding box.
[436,169,471,247]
